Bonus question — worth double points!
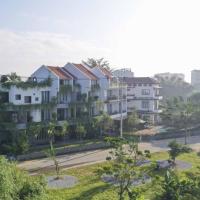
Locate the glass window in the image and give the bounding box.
[142,89,150,95]
[41,109,50,121]
[24,96,31,103]
[141,100,149,109]
[15,94,21,100]
[41,91,50,103]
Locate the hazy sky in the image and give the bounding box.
[0,0,200,82]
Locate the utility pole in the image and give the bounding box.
[119,78,123,138]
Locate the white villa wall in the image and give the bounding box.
[64,63,91,94]
[31,65,59,98]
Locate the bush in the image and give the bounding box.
[0,156,47,200]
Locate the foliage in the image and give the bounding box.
[161,97,196,144]
[46,113,69,177]
[154,75,194,101]
[46,152,200,200]
[168,140,192,163]
[126,110,140,131]
[0,156,46,200]
[46,141,60,179]
[0,129,29,155]
[84,58,110,70]
[99,137,150,200]
[59,84,72,94]
[95,113,114,136]
[158,170,200,200]
[75,123,86,140]
[1,76,52,90]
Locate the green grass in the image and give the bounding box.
[45,151,200,200]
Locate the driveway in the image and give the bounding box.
[18,135,200,174]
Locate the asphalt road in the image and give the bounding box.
[18,135,200,174]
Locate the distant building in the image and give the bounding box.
[191,70,200,86]
[123,77,162,124]
[112,68,134,78]
[113,69,162,124]
[155,72,185,82]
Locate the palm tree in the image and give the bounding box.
[83,58,110,70]
[7,72,21,82]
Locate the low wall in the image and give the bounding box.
[17,141,110,161]
[140,128,200,141]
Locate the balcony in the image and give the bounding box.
[129,96,162,100]
[137,109,162,114]
[109,82,127,89]
[107,95,118,101]
[108,110,127,120]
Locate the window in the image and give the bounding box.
[138,83,142,86]
[57,108,65,121]
[41,109,50,121]
[24,96,31,103]
[15,94,21,100]
[142,100,149,109]
[0,92,9,103]
[60,79,64,85]
[142,89,150,95]
[41,91,50,103]
[108,104,112,114]
[35,97,39,101]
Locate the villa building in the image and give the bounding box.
[113,69,162,124]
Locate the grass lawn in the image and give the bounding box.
[46,151,200,200]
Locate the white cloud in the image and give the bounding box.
[0,30,111,76]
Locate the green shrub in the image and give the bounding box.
[0,156,47,200]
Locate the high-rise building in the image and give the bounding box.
[191,70,200,86]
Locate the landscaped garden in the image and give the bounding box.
[45,145,200,200]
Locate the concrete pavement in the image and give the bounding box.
[18,135,200,174]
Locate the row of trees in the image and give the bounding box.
[161,94,200,144]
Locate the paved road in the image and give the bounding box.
[18,135,200,174]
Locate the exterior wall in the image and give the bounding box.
[64,63,91,94]
[91,67,127,119]
[126,83,162,124]
[191,70,200,86]
[8,86,51,122]
[31,65,59,98]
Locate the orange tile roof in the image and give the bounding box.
[47,66,72,80]
[62,67,77,80]
[73,63,98,80]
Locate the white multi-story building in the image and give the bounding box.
[191,70,200,89]
[91,66,127,120]
[124,77,162,123]
[0,63,127,133]
[113,68,162,124]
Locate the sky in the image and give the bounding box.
[0,0,200,82]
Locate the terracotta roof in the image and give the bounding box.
[47,66,72,80]
[99,66,112,79]
[62,67,77,80]
[121,77,159,85]
[73,63,98,80]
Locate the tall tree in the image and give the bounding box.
[7,72,21,82]
[84,58,110,70]
[161,97,195,144]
